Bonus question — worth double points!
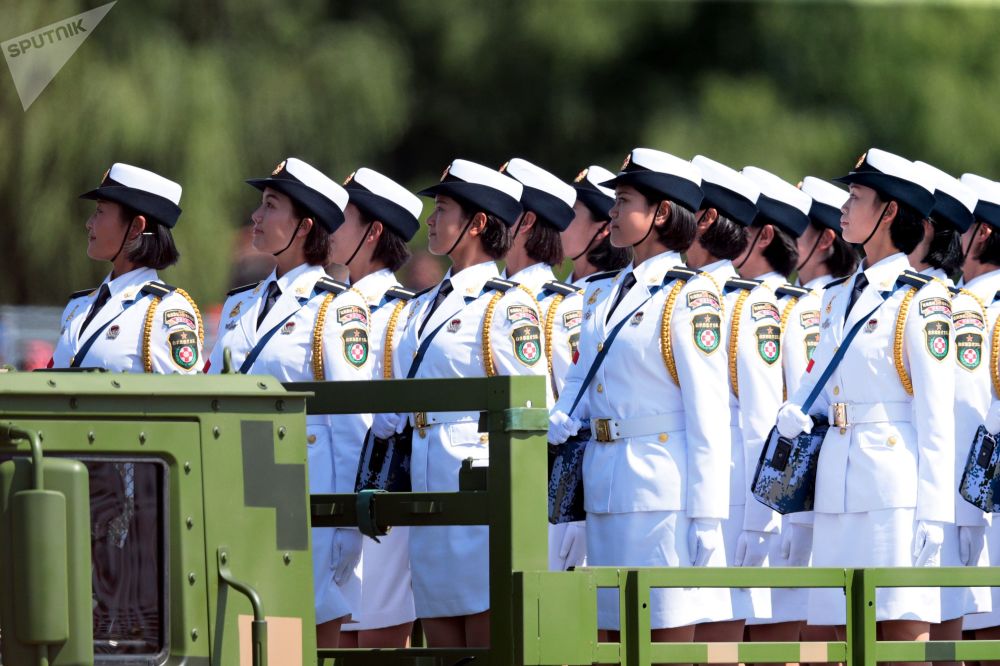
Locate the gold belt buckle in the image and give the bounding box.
[832,403,848,429]
[414,411,428,429]
[594,418,612,443]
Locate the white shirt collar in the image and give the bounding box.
[100,266,158,300]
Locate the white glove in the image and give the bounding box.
[780,523,813,567]
[371,412,405,440]
[776,403,812,438]
[331,528,363,584]
[985,401,1000,434]
[688,519,721,567]
[912,520,945,567]
[734,530,772,567]
[548,410,580,445]
[557,521,587,570]
[959,525,987,566]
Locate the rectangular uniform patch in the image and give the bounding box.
[919,297,952,318]
[562,310,582,329]
[686,290,721,311]
[337,305,368,327]
[163,309,196,329]
[953,309,986,330]
[751,302,781,322]
[799,310,820,329]
[507,305,539,325]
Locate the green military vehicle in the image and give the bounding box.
[1,370,999,666]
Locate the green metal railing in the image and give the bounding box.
[288,376,1000,666]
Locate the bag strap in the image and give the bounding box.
[405,297,475,379]
[70,290,156,368]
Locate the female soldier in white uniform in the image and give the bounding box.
[498,158,588,571]
[52,163,203,373]
[685,156,765,644]
[386,159,545,648]
[332,167,423,648]
[551,148,731,640]
[779,148,955,644]
[562,165,632,287]
[961,172,1000,642]
[206,157,371,648]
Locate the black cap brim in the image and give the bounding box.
[520,185,574,231]
[974,200,1000,230]
[417,181,523,227]
[833,172,935,218]
[809,201,843,232]
[246,177,345,232]
[755,195,809,238]
[347,188,420,241]
[574,186,613,222]
[79,186,182,228]
[930,191,975,233]
[600,172,704,213]
[699,182,758,226]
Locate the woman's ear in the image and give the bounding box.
[818,227,837,252]
[653,201,671,227]
[369,221,385,244]
[882,200,899,225]
[697,208,718,234]
[129,215,147,239]
[756,223,775,249]
[467,212,488,237]
[299,217,315,237]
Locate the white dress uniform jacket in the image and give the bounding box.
[207,262,372,624]
[343,268,419,632]
[395,260,546,618]
[792,252,955,624]
[52,267,204,373]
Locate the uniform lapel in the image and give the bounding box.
[257,271,316,334]
[80,286,130,340]
[418,282,466,342]
[842,275,882,334]
[606,276,648,328]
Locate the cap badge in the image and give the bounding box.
[621,153,631,170]
[101,167,111,184]
[854,152,867,170]
[796,180,804,189]
[574,169,588,183]
[272,160,286,175]
[499,160,510,174]
[440,164,451,181]
[343,171,355,185]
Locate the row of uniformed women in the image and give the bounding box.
[53,148,1000,650]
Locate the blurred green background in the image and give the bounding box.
[3,0,1000,307]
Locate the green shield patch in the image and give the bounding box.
[956,331,983,371]
[342,328,369,368]
[511,324,542,366]
[692,312,721,355]
[756,324,781,365]
[168,329,199,370]
[924,321,950,361]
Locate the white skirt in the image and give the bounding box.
[939,522,991,621]
[808,509,940,625]
[746,514,807,625]
[342,528,416,631]
[714,503,764,622]
[964,515,999,631]
[587,510,733,629]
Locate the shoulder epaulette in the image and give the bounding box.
[824,276,850,289]
[314,277,348,295]
[776,284,810,299]
[948,285,961,296]
[384,285,418,301]
[896,270,932,290]
[724,277,763,293]
[665,267,698,282]
[68,287,97,300]
[994,290,1000,304]
[140,281,176,298]
[585,269,620,283]
[540,280,580,297]
[484,278,519,292]
[227,282,259,297]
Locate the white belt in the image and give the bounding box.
[591,411,686,443]
[827,401,911,428]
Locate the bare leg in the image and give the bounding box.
[801,624,842,666]
[975,625,1000,666]
[929,618,963,666]
[880,619,930,666]
[748,621,804,666]
[695,620,745,666]
[421,616,466,647]
[316,617,344,648]
[464,610,491,647]
[358,622,414,648]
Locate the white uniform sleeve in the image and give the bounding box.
[148,291,204,374]
[489,290,547,381]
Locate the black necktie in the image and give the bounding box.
[845,273,869,318]
[419,279,453,335]
[256,281,281,329]
[606,272,637,322]
[80,284,112,333]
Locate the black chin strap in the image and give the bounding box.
[632,203,664,248]
[272,218,305,257]
[572,222,608,261]
[735,225,764,270]
[962,220,982,265]
[344,222,373,267]
[860,202,891,248]
[795,230,824,273]
[445,215,478,256]
[110,219,135,262]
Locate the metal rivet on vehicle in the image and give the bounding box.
[283,553,291,565]
[184,461,192,474]
[258,381,268,390]
[191,628,199,641]
[47,379,56,387]
[186,517,194,529]
[213,426,220,439]
[278,426,286,439]
[87,432,96,444]
[111,380,121,388]
[69,397,78,409]
[275,399,285,412]
[138,432,146,445]
[220,553,227,564]
[188,573,196,585]
[211,399,220,412]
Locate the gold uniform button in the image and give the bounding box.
[597,342,604,352]
[479,434,489,443]
[596,384,604,393]
[833,386,840,396]
[658,433,669,443]
[307,434,317,444]
[888,436,898,447]
[839,427,847,435]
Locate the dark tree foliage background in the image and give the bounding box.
[2,0,998,306]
